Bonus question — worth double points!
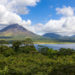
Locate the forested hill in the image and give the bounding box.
[43,33,75,42]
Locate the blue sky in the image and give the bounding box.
[20,0,75,25]
[0,0,75,36]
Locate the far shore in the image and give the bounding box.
[33,42,75,44]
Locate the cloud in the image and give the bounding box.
[0,0,40,29]
[56,6,74,16]
[0,0,40,14]
[43,16,75,36]
[30,6,75,36]
[0,1,75,37]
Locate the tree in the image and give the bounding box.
[47,48,58,58]
[38,45,49,55]
[23,38,34,46]
[0,45,15,56]
[58,48,75,56]
[21,38,36,53]
[12,41,22,52]
[0,40,8,45]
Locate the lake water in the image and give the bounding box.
[35,44,75,50]
[3,44,75,50]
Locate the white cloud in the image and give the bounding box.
[30,6,75,36]
[0,5,31,26]
[43,16,75,36]
[0,0,40,29]
[56,6,74,16]
[0,0,75,37]
[0,0,40,14]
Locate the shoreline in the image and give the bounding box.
[33,42,75,44]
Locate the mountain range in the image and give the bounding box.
[43,33,75,42]
[0,24,52,42]
[0,24,75,42]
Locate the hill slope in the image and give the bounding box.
[43,33,75,42]
[1,24,75,42]
[43,33,61,39]
[0,24,53,42]
[0,24,38,40]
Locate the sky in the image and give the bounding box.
[0,0,75,36]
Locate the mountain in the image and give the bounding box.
[0,24,28,32]
[0,24,53,42]
[0,24,38,40]
[43,33,61,39]
[71,35,75,38]
[1,24,75,42]
[43,33,75,42]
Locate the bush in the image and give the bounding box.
[0,46,15,57]
[38,45,49,55]
[58,48,75,56]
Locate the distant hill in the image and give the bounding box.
[43,33,61,39]
[43,33,75,42]
[71,35,75,38]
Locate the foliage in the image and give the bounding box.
[58,48,75,56]
[0,38,75,75]
[12,40,22,52]
[0,46,15,57]
[0,40,8,44]
[38,45,49,55]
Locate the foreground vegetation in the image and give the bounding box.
[0,39,75,75]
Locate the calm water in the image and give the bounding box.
[35,44,75,50]
[3,44,75,50]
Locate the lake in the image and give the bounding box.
[3,44,75,50]
[35,44,75,50]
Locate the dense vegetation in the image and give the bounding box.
[0,39,75,75]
